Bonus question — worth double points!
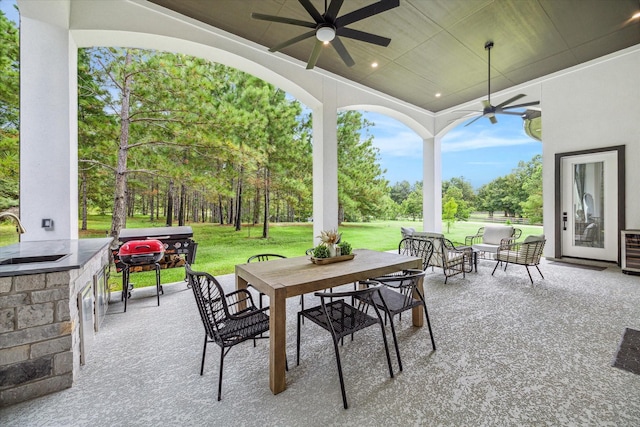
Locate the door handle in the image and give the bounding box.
[562,212,568,231]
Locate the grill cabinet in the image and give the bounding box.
[113,226,197,273]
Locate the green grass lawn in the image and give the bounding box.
[3,216,542,291]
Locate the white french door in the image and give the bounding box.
[561,151,617,261]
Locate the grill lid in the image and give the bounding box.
[118,239,165,265]
[118,226,193,242]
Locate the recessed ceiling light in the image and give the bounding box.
[632,11,640,19]
[371,62,378,68]
[435,93,441,97]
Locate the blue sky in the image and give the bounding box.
[364,111,541,189]
[2,0,540,190]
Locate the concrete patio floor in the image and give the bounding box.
[2,257,640,426]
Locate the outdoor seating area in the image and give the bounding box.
[401,230,472,283]
[2,256,639,425]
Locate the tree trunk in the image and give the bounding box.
[155,181,160,221]
[166,179,174,226]
[80,171,87,231]
[234,166,243,231]
[218,196,224,225]
[262,168,270,238]
[178,182,186,226]
[109,50,133,240]
[253,186,260,225]
[149,179,155,221]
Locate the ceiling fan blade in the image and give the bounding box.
[306,39,324,70]
[325,0,345,22]
[330,37,355,67]
[502,101,540,109]
[251,13,316,29]
[495,94,525,109]
[269,30,316,52]
[297,0,323,23]
[499,111,526,116]
[489,115,498,124]
[335,0,399,27]
[337,27,391,47]
[464,115,483,127]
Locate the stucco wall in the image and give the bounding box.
[541,46,640,257]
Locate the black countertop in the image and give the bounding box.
[0,238,113,277]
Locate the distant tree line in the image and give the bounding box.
[389,154,543,225]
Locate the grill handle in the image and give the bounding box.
[147,236,170,240]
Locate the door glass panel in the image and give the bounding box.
[573,162,604,248]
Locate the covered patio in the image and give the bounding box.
[2,259,639,425]
[5,0,640,418]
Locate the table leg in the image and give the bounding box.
[235,274,248,311]
[412,275,424,327]
[269,285,287,394]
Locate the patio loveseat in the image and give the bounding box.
[465,225,521,259]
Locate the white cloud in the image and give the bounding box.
[364,113,423,157]
[441,126,533,153]
[370,131,423,157]
[363,110,536,158]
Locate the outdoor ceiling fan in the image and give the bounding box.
[464,41,540,127]
[251,0,399,70]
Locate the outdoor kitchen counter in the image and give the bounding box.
[0,238,113,277]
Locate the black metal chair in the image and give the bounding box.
[296,285,396,409]
[185,264,270,401]
[246,254,287,309]
[398,237,434,270]
[359,269,436,372]
[247,253,309,316]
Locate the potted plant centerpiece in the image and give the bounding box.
[318,229,341,257]
[310,229,355,264]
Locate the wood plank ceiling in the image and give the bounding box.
[147,0,640,112]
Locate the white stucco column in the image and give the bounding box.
[312,78,339,243]
[19,14,78,241]
[423,136,442,232]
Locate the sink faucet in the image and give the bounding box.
[0,212,27,234]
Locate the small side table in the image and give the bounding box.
[458,246,478,273]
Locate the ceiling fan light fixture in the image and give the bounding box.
[316,25,336,43]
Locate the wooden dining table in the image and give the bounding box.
[235,248,423,395]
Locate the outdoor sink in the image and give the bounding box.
[0,254,69,265]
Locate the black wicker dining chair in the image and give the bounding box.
[185,264,270,401]
[296,285,396,409]
[246,253,287,309]
[358,269,436,372]
[398,237,434,271]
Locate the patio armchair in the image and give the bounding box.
[491,235,546,284]
[185,264,270,401]
[465,225,521,259]
[296,284,396,409]
[415,232,470,283]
